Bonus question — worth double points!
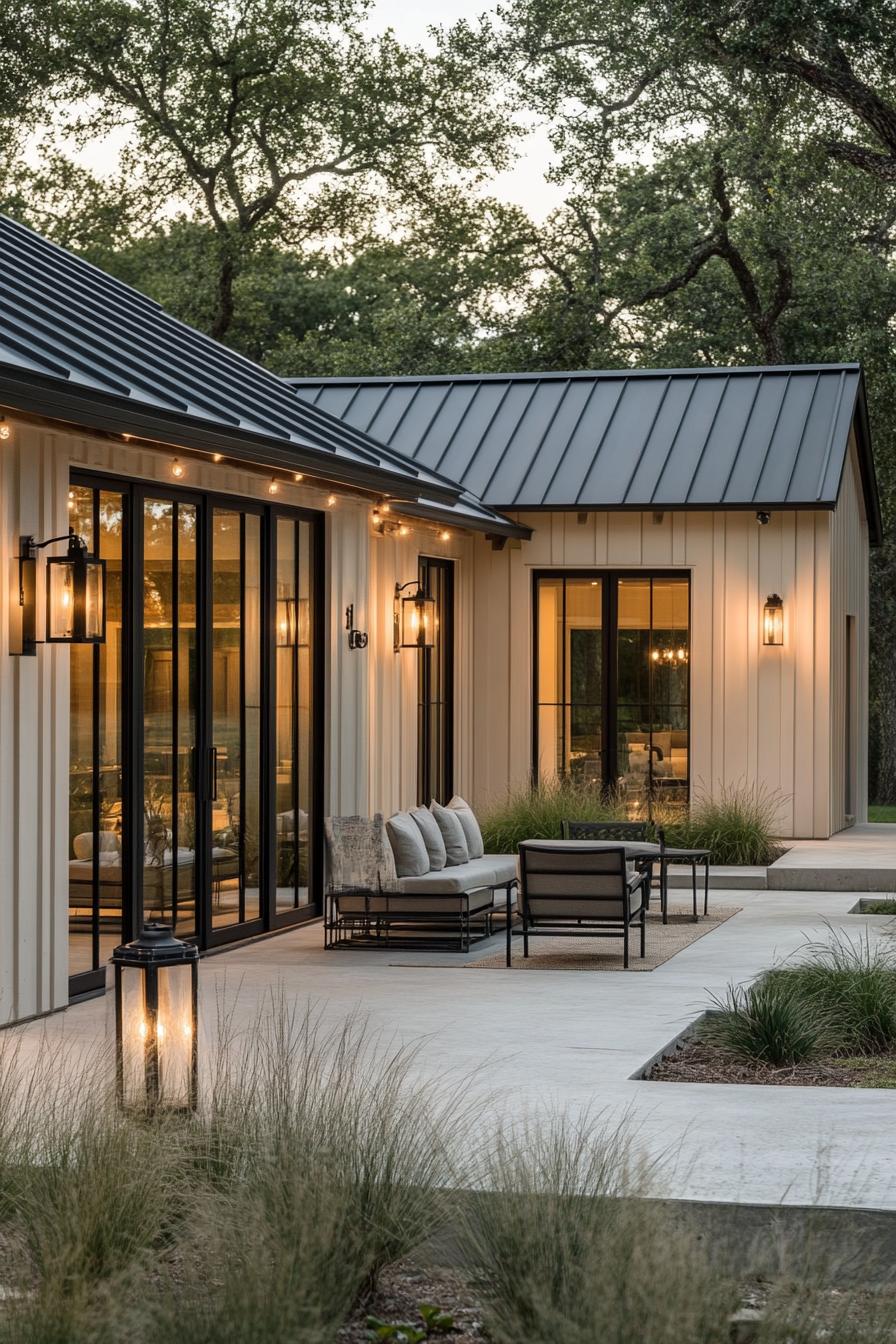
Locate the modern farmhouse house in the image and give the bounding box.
[0,214,880,1025]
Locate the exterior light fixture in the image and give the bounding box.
[12,530,106,656]
[268,476,279,495]
[0,418,10,441]
[276,594,298,647]
[171,458,185,478]
[763,593,784,646]
[398,525,410,537]
[439,530,451,542]
[394,580,435,651]
[113,923,199,1116]
[756,511,771,525]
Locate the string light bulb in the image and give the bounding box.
[171,458,185,479]
[122,433,132,442]
[327,494,337,507]
[212,453,223,463]
[380,502,391,514]
[0,418,10,441]
[439,529,451,542]
[294,472,304,483]
[268,476,279,495]
[398,524,410,537]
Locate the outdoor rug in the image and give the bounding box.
[467,905,741,972]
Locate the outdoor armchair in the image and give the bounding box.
[513,842,648,969]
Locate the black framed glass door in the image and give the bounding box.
[417,556,454,805]
[68,474,322,996]
[533,570,690,815]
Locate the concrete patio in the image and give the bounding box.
[12,884,896,1215]
[768,823,896,890]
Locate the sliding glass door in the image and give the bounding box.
[533,571,690,815]
[68,476,322,997]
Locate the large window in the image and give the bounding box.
[534,572,690,814]
[417,556,454,804]
[68,475,322,999]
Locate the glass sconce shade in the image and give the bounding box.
[763,593,784,646]
[394,582,435,650]
[276,595,310,648]
[46,534,106,644]
[276,595,297,647]
[113,923,199,1114]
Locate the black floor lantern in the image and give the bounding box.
[113,924,199,1115]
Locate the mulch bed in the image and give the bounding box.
[338,1262,487,1343]
[648,1039,896,1087]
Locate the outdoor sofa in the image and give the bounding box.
[324,798,517,951]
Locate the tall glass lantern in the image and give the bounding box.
[113,924,199,1114]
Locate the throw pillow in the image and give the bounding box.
[410,806,447,870]
[386,811,431,878]
[431,800,469,866]
[447,795,485,859]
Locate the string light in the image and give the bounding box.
[294,472,304,483]
[0,418,10,441]
[439,529,451,542]
[398,525,410,537]
[380,502,391,514]
[212,453,223,463]
[171,458,185,479]
[327,494,337,507]
[268,477,279,495]
[371,507,383,529]
[122,433,132,442]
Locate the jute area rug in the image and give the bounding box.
[469,905,741,972]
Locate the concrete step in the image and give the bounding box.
[767,865,896,892]
[665,864,767,891]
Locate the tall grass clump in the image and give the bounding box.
[777,928,896,1055]
[0,996,486,1344]
[663,780,784,865]
[461,1112,738,1344]
[700,977,830,1066]
[478,776,624,853]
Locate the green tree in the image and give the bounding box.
[26,0,512,340]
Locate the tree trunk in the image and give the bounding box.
[211,250,236,342]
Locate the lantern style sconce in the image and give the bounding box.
[276,595,298,647]
[12,530,106,656]
[113,923,199,1115]
[394,580,435,651]
[763,593,784,646]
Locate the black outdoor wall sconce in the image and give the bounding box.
[393,580,435,651]
[345,604,368,650]
[11,529,107,656]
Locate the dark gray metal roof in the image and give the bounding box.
[291,367,881,542]
[0,214,484,510]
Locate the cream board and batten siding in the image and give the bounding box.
[468,499,861,840]
[366,526,475,817]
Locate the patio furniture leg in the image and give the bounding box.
[691,861,698,922]
[704,859,710,915]
[661,859,669,925]
[640,902,646,957]
[624,921,629,970]
[523,918,529,959]
[505,884,512,967]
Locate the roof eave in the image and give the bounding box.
[394,498,531,540]
[0,367,463,504]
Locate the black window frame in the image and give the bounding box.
[532,569,691,803]
[67,470,325,999]
[417,555,455,805]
